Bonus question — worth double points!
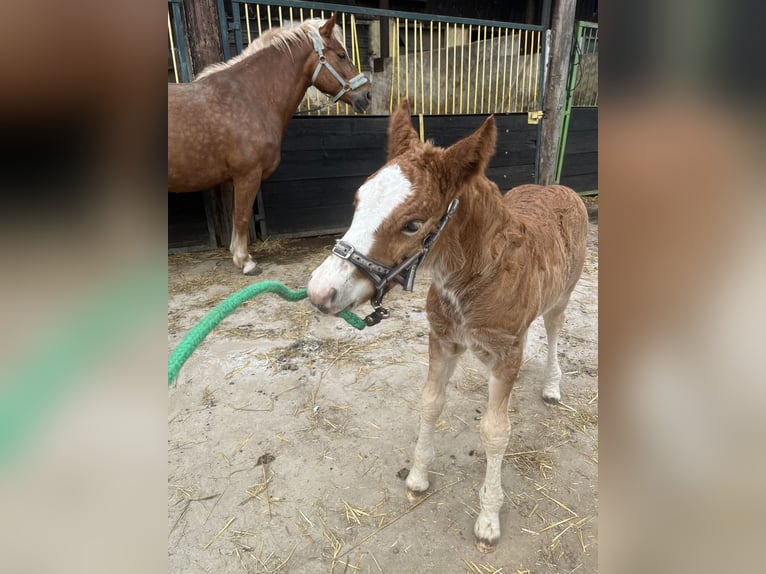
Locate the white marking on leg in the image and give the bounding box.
[406,348,458,495]
[474,374,511,550]
[542,311,564,402]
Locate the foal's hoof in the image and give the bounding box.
[542,395,560,405]
[243,261,262,275]
[474,537,497,553]
[405,487,428,503]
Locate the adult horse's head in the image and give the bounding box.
[307,99,496,323]
[308,14,371,113]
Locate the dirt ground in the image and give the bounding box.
[168,199,598,574]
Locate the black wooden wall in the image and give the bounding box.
[559,107,598,193]
[168,111,598,247]
[257,114,538,238]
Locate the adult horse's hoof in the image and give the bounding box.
[474,537,497,553]
[243,260,262,275]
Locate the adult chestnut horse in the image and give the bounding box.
[307,101,588,551]
[168,15,370,274]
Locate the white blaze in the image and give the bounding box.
[342,164,412,252]
[307,164,413,312]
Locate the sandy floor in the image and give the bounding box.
[168,210,598,573]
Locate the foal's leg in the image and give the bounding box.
[405,335,464,500]
[230,171,262,275]
[541,291,573,403]
[474,341,523,553]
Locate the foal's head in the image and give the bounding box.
[308,100,496,318]
[308,14,371,113]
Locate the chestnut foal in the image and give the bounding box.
[307,101,588,551]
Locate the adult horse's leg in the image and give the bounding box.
[230,171,262,275]
[473,338,522,553]
[405,334,464,499]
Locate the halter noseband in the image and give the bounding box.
[332,198,459,327]
[309,29,368,103]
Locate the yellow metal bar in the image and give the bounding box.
[278,5,283,27]
[486,26,494,113]
[256,4,262,36]
[522,30,530,110]
[472,26,480,113]
[412,20,417,113]
[340,13,347,115]
[419,21,425,115]
[480,26,487,113]
[418,114,424,142]
[444,23,450,115]
[267,5,272,30]
[245,4,252,44]
[466,25,472,114]
[404,19,409,103]
[389,23,396,113]
[501,28,508,112]
[353,16,362,72]
[459,24,465,114]
[429,21,433,115]
[451,24,457,114]
[532,31,540,108]
[439,23,444,114]
[494,29,502,113]
[513,30,521,112]
[167,11,179,84]
[396,19,401,107]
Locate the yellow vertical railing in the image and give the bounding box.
[487,27,494,113]
[466,25,472,113]
[404,19,410,103]
[419,21,425,115]
[436,22,442,114]
[532,30,540,109]
[168,11,179,84]
[444,23,450,114]
[429,21,433,114]
[501,28,509,112]
[479,26,487,113]
[451,24,457,114]
[459,24,465,114]
[494,28,503,113]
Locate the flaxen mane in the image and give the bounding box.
[196,18,345,80]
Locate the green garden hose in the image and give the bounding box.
[168,281,365,386]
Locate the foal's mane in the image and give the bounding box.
[196,18,345,80]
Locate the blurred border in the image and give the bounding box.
[0,1,168,572]
[1,0,764,572]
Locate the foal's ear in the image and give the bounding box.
[320,13,338,38]
[387,99,419,160]
[442,115,496,187]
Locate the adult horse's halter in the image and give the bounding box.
[332,198,460,326]
[309,29,368,103]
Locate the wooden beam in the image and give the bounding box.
[538,0,577,185]
[183,0,225,75]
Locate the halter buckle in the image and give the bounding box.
[332,241,355,260]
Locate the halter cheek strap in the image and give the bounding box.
[309,29,368,103]
[332,198,459,326]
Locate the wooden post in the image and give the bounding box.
[183,0,225,76]
[538,0,577,185]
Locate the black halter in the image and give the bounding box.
[332,198,459,326]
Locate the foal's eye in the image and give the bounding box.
[338,52,346,59]
[402,221,423,234]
